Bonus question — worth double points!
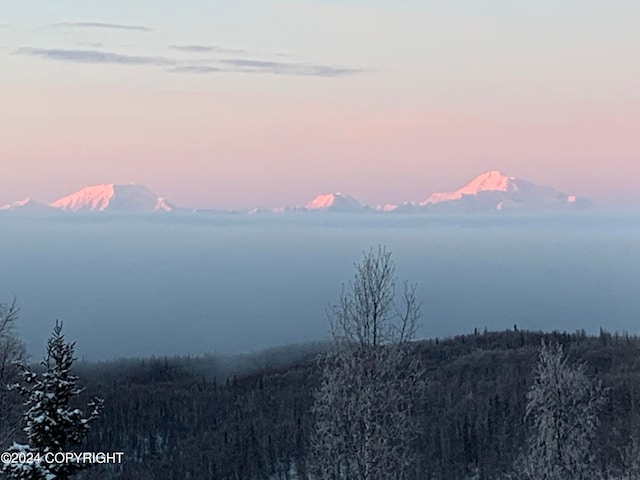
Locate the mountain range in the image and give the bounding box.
[0,171,589,215]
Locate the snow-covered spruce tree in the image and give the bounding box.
[515,341,605,480]
[308,247,425,480]
[2,320,103,480]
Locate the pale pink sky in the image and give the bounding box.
[1,1,639,209]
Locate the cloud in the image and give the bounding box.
[77,42,103,48]
[169,44,244,54]
[14,47,174,66]
[168,59,362,77]
[168,65,221,74]
[15,46,363,78]
[47,22,152,32]
[220,58,363,77]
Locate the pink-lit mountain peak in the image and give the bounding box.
[51,184,114,211]
[461,170,517,193]
[50,184,173,212]
[422,170,521,205]
[305,192,365,212]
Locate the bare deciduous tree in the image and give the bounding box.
[513,341,605,480]
[614,436,640,480]
[309,247,425,480]
[0,299,26,450]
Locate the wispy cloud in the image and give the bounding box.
[168,59,362,77]
[14,47,173,66]
[77,41,103,48]
[168,65,221,74]
[15,46,363,78]
[47,22,152,32]
[220,58,363,77]
[169,44,244,55]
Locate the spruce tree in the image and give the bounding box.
[2,321,103,480]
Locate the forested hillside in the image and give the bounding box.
[43,330,640,479]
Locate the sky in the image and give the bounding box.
[1,1,639,210]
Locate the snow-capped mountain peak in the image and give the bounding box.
[50,184,174,212]
[459,169,516,192]
[304,193,366,212]
[412,170,587,212]
[50,184,115,211]
[422,170,518,205]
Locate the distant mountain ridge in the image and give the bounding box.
[51,184,174,213]
[423,170,519,205]
[0,198,55,212]
[387,170,588,213]
[304,193,369,212]
[0,171,590,215]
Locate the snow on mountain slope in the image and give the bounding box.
[304,193,368,212]
[421,170,518,205]
[415,170,588,212]
[0,198,55,212]
[50,184,174,212]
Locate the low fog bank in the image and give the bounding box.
[1,212,639,360]
[74,341,330,386]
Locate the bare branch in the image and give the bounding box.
[310,246,425,479]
